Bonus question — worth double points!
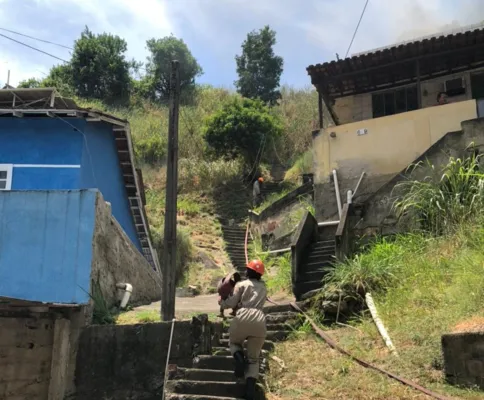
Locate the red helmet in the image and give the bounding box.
[247,259,265,276]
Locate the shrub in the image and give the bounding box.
[394,153,484,235]
[151,226,193,285]
[204,97,283,166]
[284,151,313,183]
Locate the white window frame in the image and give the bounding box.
[0,164,13,191]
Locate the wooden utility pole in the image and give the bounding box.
[161,60,180,321]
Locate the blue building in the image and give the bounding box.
[0,88,158,271]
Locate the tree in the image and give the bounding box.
[235,26,284,105]
[17,78,42,88]
[204,97,282,166]
[42,64,75,96]
[69,26,136,103]
[145,35,203,101]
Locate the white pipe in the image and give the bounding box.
[353,171,366,198]
[365,293,398,356]
[332,169,342,218]
[347,190,353,204]
[116,283,133,309]
[259,247,291,255]
[162,318,176,400]
[318,220,340,227]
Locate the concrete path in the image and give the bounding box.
[135,293,294,319]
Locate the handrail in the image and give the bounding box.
[290,211,318,300]
[335,203,353,261]
[290,302,450,400]
[162,318,176,400]
[333,169,342,219]
[244,221,249,265]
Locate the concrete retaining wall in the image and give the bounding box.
[74,316,212,400]
[91,193,161,308]
[442,331,484,389]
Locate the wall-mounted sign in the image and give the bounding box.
[357,128,368,136]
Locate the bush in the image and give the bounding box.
[135,135,167,164]
[322,235,426,300]
[152,226,193,285]
[284,151,312,183]
[204,97,283,166]
[394,153,484,234]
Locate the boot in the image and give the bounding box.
[233,351,245,378]
[245,377,257,400]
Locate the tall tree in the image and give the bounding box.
[204,97,282,166]
[145,35,203,101]
[69,27,136,103]
[235,26,284,105]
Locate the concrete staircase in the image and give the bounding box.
[294,225,337,299]
[221,225,253,277]
[165,305,300,400]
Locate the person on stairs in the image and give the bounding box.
[217,271,242,318]
[252,177,264,208]
[218,259,267,400]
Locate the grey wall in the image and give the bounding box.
[74,315,212,400]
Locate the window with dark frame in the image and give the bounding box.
[0,165,12,190]
[372,86,419,118]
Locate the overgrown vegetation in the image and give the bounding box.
[267,154,484,399]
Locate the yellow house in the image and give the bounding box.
[307,23,484,221]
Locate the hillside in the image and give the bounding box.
[78,85,321,292]
[266,218,484,399]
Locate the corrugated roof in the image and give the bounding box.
[307,25,484,99]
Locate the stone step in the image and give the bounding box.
[170,367,236,382]
[307,253,335,262]
[212,347,270,358]
[310,242,336,251]
[298,270,326,282]
[166,393,243,400]
[295,280,322,295]
[193,356,240,371]
[166,380,254,399]
[304,260,335,269]
[222,330,289,342]
[218,339,275,352]
[263,303,296,314]
[266,311,300,324]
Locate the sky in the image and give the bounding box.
[0,0,483,89]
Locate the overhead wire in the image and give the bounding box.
[344,0,370,58]
[0,27,73,50]
[0,32,69,63]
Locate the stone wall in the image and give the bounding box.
[354,117,484,235]
[91,193,162,308]
[0,303,87,400]
[73,315,212,400]
[442,331,484,389]
[250,183,314,249]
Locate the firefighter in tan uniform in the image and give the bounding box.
[219,259,267,400]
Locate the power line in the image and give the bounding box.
[0,33,69,63]
[345,0,370,58]
[0,27,73,50]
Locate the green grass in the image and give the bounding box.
[268,222,484,399]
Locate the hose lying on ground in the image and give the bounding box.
[365,292,398,356]
[290,302,452,400]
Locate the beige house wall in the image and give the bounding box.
[313,99,478,184]
[333,67,484,124]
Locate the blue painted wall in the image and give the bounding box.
[79,122,141,250]
[0,117,141,251]
[0,190,96,304]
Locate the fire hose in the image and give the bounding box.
[244,220,451,399]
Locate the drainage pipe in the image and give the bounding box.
[162,318,176,400]
[116,283,133,309]
[365,293,398,356]
[333,169,342,218]
[347,190,353,205]
[318,220,340,227]
[353,171,366,198]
